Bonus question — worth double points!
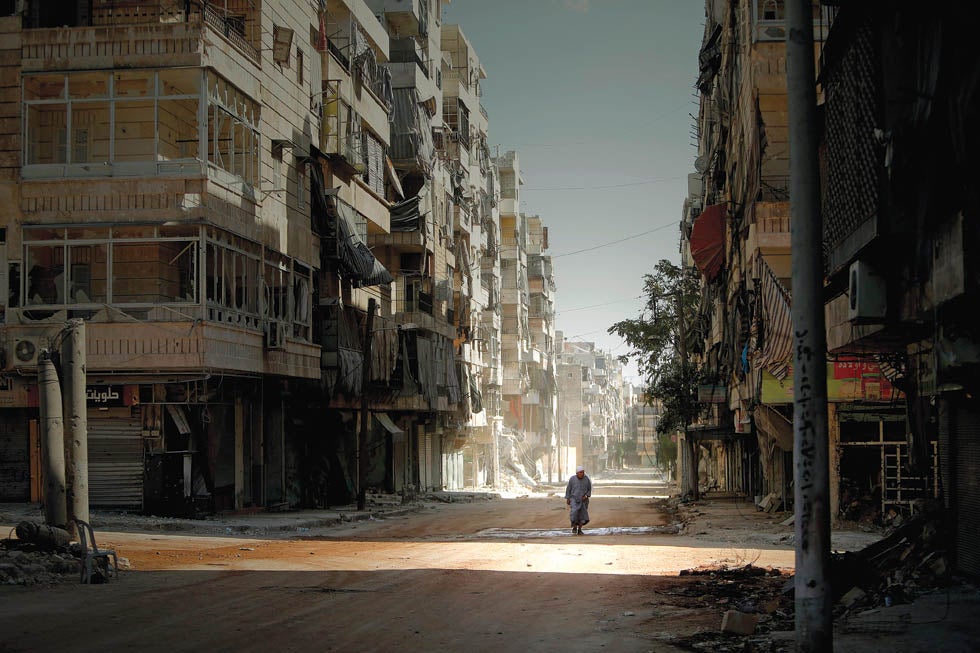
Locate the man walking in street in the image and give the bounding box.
[565,465,591,535]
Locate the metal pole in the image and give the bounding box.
[786,0,832,649]
[63,319,89,531]
[39,356,67,527]
[357,298,376,511]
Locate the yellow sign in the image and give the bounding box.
[761,360,901,404]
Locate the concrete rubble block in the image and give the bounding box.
[720,610,759,635]
[840,586,866,607]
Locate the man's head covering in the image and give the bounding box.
[576,465,585,473]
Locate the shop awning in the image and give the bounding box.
[685,424,743,442]
[690,203,726,281]
[375,412,404,441]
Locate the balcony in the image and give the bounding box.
[746,201,790,255]
[21,18,204,72]
[368,0,426,37]
[3,320,319,380]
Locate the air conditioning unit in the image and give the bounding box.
[264,321,287,350]
[848,260,887,323]
[10,334,48,367]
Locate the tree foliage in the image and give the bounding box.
[608,260,707,438]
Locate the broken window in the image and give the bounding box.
[207,72,259,187]
[24,70,202,175]
[21,224,195,310]
[205,228,262,327]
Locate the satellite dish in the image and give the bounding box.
[694,156,708,173]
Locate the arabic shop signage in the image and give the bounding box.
[86,385,138,407]
[761,359,901,404]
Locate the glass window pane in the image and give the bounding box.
[69,72,109,99]
[70,101,110,164]
[158,98,199,160]
[68,244,107,304]
[24,75,66,101]
[114,71,152,98]
[26,104,67,164]
[159,240,197,303]
[113,242,183,303]
[114,100,156,162]
[158,69,200,97]
[112,225,156,239]
[25,245,65,305]
[159,224,200,238]
[23,227,65,241]
[65,226,109,240]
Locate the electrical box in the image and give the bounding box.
[848,260,887,323]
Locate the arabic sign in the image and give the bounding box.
[86,385,139,407]
[761,360,901,404]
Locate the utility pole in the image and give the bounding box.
[786,0,832,649]
[39,356,67,527]
[63,319,89,533]
[357,298,376,511]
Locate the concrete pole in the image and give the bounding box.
[786,0,833,649]
[39,356,67,527]
[63,319,89,531]
[357,298,376,511]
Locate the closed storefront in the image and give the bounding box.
[0,410,32,501]
[942,397,980,578]
[88,416,144,510]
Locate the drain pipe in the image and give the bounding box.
[39,355,67,527]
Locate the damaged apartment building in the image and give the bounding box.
[682,0,980,577]
[0,0,520,515]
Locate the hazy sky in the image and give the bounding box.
[442,0,705,383]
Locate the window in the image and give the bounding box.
[21,225,196,309]
[207,72,260,187]
[23,70,201,175]
[296,48,304,86]
[296,161,306,210]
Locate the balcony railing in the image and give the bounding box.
[201,2,259,63]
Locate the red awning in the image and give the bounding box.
[690,203,726,281]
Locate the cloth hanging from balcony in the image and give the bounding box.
[390,195,423,232]
[391,88,435,176]
[690,203,726,282]
[468,369,483,415]
[444,338,461,405]
[333,198,393,287]
[751,257,793,380]
[416,335,437,408]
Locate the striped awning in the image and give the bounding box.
[752,257,793,380]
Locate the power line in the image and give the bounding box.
[523,175,684,192]
[557,295,643,314]
[551,220,677,258]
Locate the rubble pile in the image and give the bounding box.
[654,564,794,652]
[0,535,79,586]
[831,507,950,613]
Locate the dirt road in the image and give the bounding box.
[0,470,797,652]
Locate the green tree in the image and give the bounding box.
[608,260,708,494]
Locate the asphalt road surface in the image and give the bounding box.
[0,469,796,652]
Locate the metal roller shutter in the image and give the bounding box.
[952,403,980,577]
[0,412,30,501]
[89,417,144,510]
